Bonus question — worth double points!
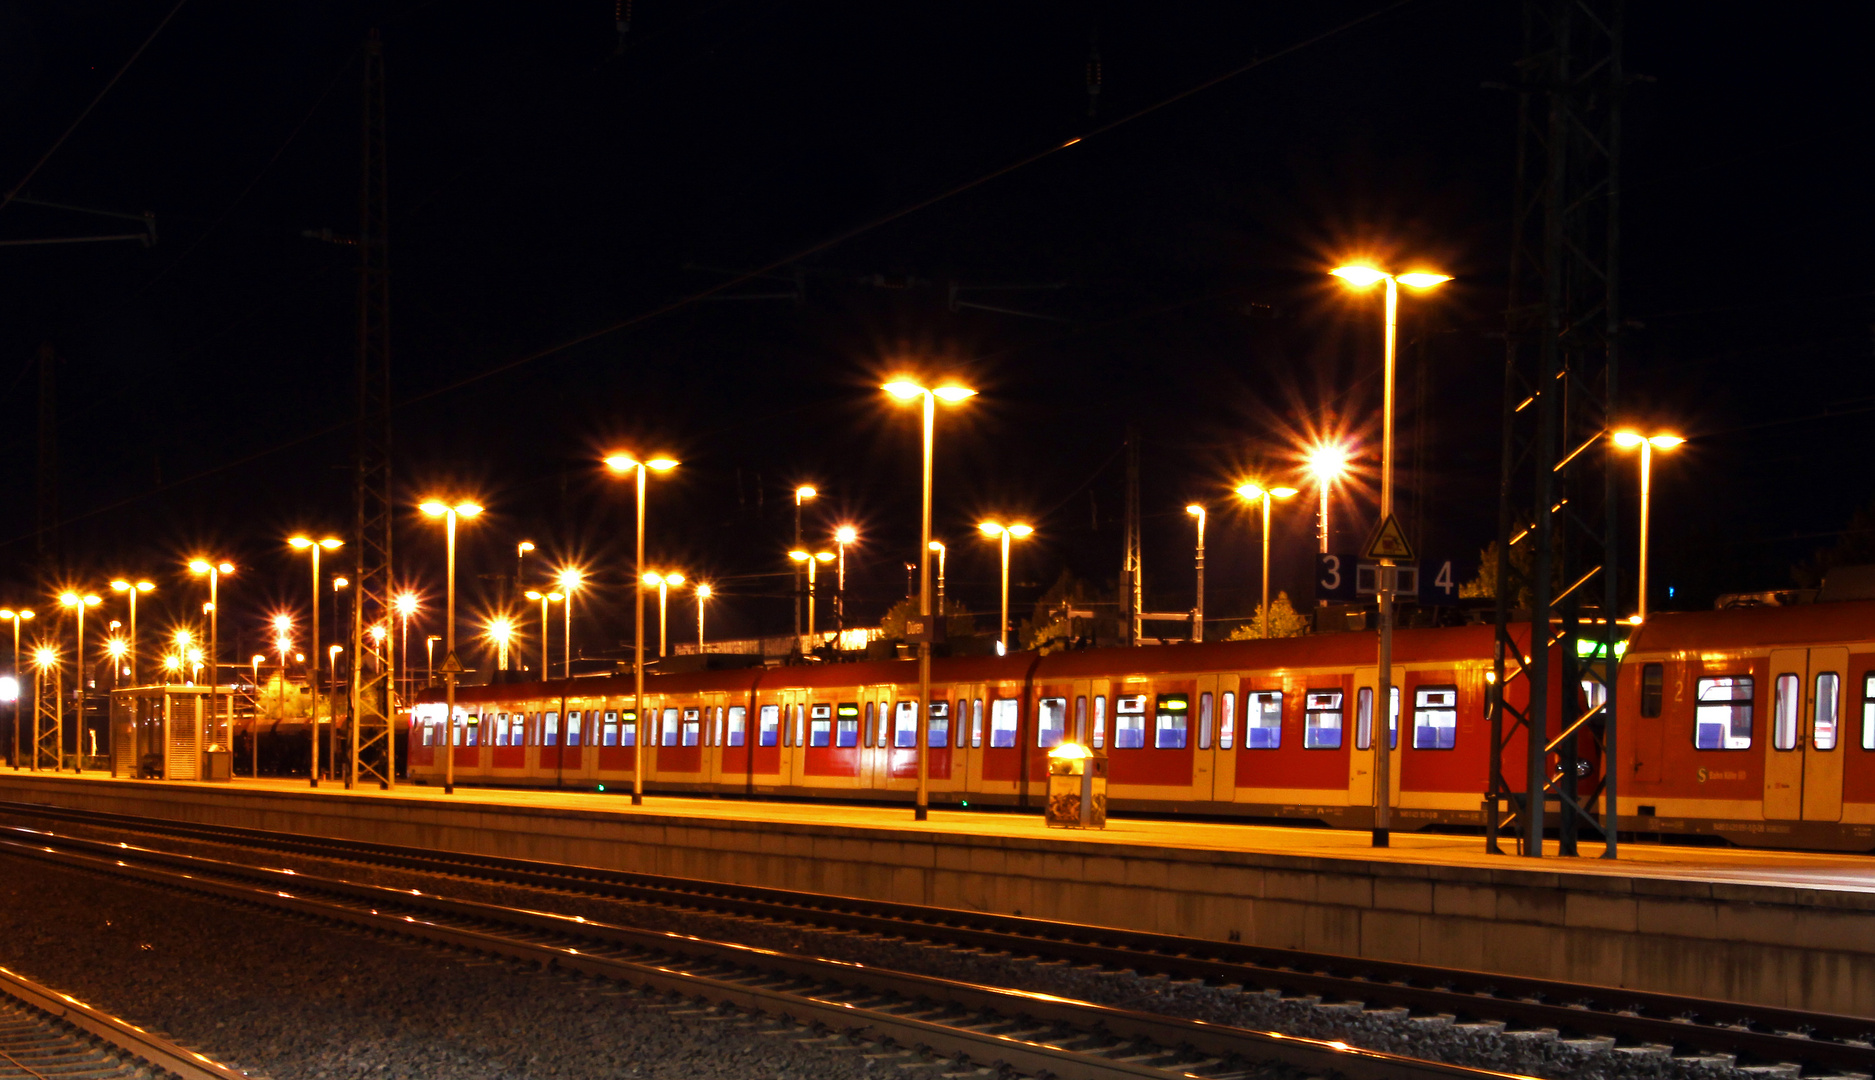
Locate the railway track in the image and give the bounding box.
[0,961,250,1080]
[4,802,1872,1077]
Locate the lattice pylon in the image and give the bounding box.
[33,666,60,772]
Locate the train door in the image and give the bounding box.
[1346,666,1400,810]
[1210,674,1238,804]
[1764,646,1846,822]
[1191,674,1219,801]
[777,687,807,789]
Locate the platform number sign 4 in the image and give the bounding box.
[1316,554,1468,606]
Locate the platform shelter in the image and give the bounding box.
[109,685,231,781]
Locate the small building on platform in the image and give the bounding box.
[109,685,232,781]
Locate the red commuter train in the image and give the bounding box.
[406,600,1875,851]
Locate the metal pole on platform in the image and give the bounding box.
[606,454,676,806]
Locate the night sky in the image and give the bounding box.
[0,2,1869,665]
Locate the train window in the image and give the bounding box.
[1245,692,1282,749]
[1355,688,1372,749]
[1772,674,1799,751]
[601,711,619,747]
[1305,691,1344,749]
[493,713,508,746]
[1640,664,1663,717]
[836,703,860,747]
[781,704,792,746]
[1154,693,1189,749]
[1037,697,1067,748]
[972,699,984,748]
[1863,675,1875,750]
[620,709,637,747]
[1694,676,1754,750]
[1092,695,1107,749]
[864,701,875,747]
[726,706,747,747]
[990,699,1018,747]
[1198,692,1214,750]
[543,711,559,746]
[930,701,950,748]
[895,701,919,748]
[1814,672,1839,751]
[452,711,464,745]
[794,704,805,747]
[1074,696,1088,742]
[809,704,832,747]
[1219,691,1234,750]
[511,713,525,747]
[565,711,582,747]
[1114,695,1147,749]
[682,708,701,747]
[660,707,680,747]
[1412,687,1457,750]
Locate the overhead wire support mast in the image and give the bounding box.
[350,30,395,791]
[1487,0,1626,859]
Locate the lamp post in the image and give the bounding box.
[393,591,419,704]
[288,537,343,787]
[1305,443,1352,554]
[1332,263,1451,847]
[793,485,817,638]
[1611,431,1684,622]
[787,552,833,648]
[927,540,947,617]
[605,453,678,806]
[642,572,685,657]
[516,540,534,609]
[108,580,154,684]
[977,522,1033,655]
[883,378,976,820]
[58,591,100,772]
[556,568,584,678]
[524,590,563,676]
[418,500,483,795]
[695,583,711,650]
[834,526,857,631]
[189,560,235,756]
[425,636,440,686]
[1233,483,1299,639]
[486,616,514,673]
[327,643,343,774]
[1185,505,1206,642]
[2,609,34,769]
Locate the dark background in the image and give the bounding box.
[0,1,1869,666]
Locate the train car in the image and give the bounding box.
[407,623,1562,833]
[1616,599,1875,850]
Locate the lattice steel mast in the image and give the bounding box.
[1487,0,1625,858]
[349,30,395,790]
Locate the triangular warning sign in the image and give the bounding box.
[1361,514,1417,561]
[439,651,465,675]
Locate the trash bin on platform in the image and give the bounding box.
[201,745,233,782]
[1044,742,1107,829]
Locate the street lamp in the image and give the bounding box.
[604,453,678,806]
[31,643,60,772]
[927,540,947,616]
[694,583,712,650]
[1332,262,1451,848]
[1185,505,1206,642]
[485,616,515,672]
[1612,430,1684,622]
[787,551,834,647]
[288,536,343,787]
[793,485,818,638]
[418,500,483,795]
[524,590,563,676]
[188,559,235,754]
[883,377,976,821]
[1233,483,1299,640]
[516,541,535,604]
[2,608,35,769]
[1305,442,1353,554]
[393,591,419,704]
[641,572,685,658]
[58,591,100,769]
[108,580,155,684]
[834,526,858,631]
[977,522,1033,655]
[556,567,584,679]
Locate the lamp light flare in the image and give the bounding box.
[1396,272,1454,289]
[795,485,817,500]
[394,592,420,616]
[696,584,712,600]
[32,645,58,670]
[555,568,585,591]
[835,526,858,544]
[1329,265,1388,287]
[1307,443,1352,483]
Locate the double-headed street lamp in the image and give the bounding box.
[108,580,155,683]
[605,453,677,806]
[288,536,343,787]
[793,485,817,638]
[1332,263,1451,848]
[2,608,34,769]
[788,551,833,647]
[642,572,685,657]
[883,378,976,821]
[418,500,482,795]
[189,559,235,754]
[1185,505,1206,642]
[524,589,563,676]
[1233,483,1298,639]
[58,591,100,769]
[1611,430,1684,622]
[977,522,1033,655]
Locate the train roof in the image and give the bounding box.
[1627,600,1875,655]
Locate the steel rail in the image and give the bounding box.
[0,803,1867,1073]
[0,833,1531,1080]
[0,963,251,1080]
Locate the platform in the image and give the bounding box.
[1,770,1870,1016]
